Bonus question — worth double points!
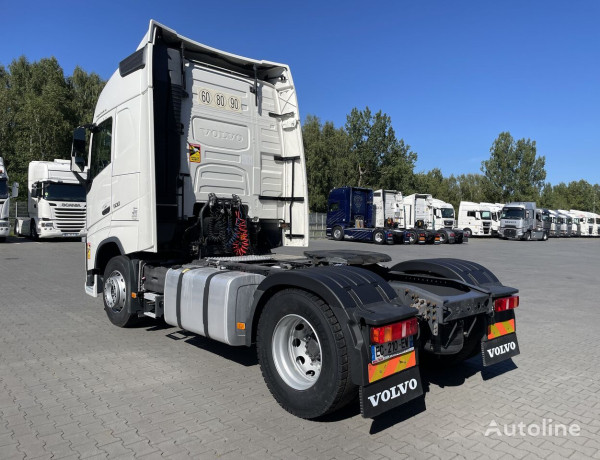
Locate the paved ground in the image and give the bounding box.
[1,236,599,459]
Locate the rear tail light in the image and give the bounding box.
[370,318,418,344]
[494,296,519,312]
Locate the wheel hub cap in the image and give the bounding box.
[104,270,126,313]
[272,314,322,390]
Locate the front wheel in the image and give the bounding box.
[463,228,472,238]
[103,256,139,327]
[256,289,357,419]
[332,226,344,241]
[542,232,548,241]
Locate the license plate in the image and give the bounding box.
[63,233,78,237]
[371,336,414,364]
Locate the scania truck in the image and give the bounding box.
[499,202,548,241]
[14,160,87,239]
[70,20,520,419]
[0,157,19,241]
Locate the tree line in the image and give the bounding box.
[0,57,105,189]
[1,56,598,214]
[304,110,600,213]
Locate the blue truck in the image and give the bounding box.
[326,187,439,244]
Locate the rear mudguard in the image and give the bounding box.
[248,265,417,387]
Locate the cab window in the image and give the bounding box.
[90,118,113,180]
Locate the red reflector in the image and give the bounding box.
[370,318,418,344]
[494,296,519,312]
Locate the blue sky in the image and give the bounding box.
[1,0,598,185]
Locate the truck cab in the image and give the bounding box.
[499,202,546,240]
[556,210,573,237]
[458,201,493,237]
[15,160,87,239]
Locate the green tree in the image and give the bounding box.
[303,115,350,212]
[481,131,546,202]
[345,107,416,189]
[68,66,105,125]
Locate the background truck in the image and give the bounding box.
[555,210,573,237]
[480,202,503,236]
[70,20,520,419]
[430,198,465,243]
[326,187,396,244]
[540,208,557,237]
[499,202,548,241]
[0,157,19,241]
[457,201,493,237]
[14,160,87,239]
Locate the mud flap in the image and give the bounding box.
[482,332,520,366]
[359,366,422,418]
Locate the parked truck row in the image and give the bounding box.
[454,200,600,240]
[326,187,466,245]
[65,21,520,419]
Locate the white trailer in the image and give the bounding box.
[457,201,494,237]
[14,160,87,239]
[0,157,19,241]
[68,20,520,419]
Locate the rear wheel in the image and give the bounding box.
[103,256,139,327]
[373,229,385,244]
[332,226,344,241]
[438,230,448,244]
[256,289,357,419]
[407,230,417,244]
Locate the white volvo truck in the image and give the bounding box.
[0,157,19,241]
[14,160,87,239]
[70,20,521,419]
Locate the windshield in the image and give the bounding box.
[501,208,524,219]
[43,182,86,202]
[557,217,565,224]
[440,208,454,218]
[480,211,491,220]
[0,178,7,199]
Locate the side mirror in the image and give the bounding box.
[11,182,19,198]
[71,127,87,173]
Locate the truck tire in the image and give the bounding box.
[524,231,531,241]
[463,228,472,238]
[373,229,385,244]
[407,230,417,244]
[256,289,357,419]
[438,230,448,244]
[103,255,139,327]
[29,219,39,240]
[332,226,344,241]
[542,231,548,241]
